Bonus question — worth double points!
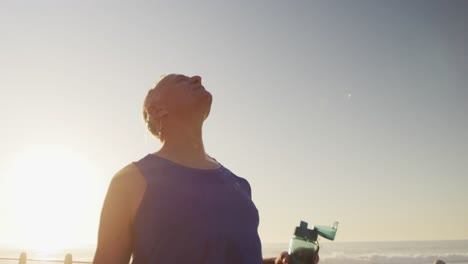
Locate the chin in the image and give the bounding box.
[205,95,212,117]
[204,108,211,120]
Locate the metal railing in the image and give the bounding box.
[0,253,92,264]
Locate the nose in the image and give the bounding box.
[191,75,202,84]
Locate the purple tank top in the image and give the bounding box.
[132,154,263,264]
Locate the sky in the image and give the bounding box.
[0,0,467,247]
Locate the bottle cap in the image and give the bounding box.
[294,221,318,241]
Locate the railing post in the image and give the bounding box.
[19,252,27,264]
[64,253,72,264]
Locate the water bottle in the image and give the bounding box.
[288,221,319,264]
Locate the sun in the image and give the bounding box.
[3,146,101,251]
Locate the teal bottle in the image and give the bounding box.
[288,221,319,264]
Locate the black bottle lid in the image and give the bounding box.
[294,221,318,241]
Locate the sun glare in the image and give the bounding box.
[3,146,100,250]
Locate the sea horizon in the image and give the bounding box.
[1,239,467,264]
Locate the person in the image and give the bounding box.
[93,74,318,264]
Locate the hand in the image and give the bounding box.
[275,251,290,264]
[274,250,320,264]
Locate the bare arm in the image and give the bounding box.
[93,168,134,264]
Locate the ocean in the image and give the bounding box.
[1,240,467,264]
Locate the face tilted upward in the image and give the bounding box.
[152,74,213,121]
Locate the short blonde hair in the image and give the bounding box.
[143,75,167,142]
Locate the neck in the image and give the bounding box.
[157,118,207,161]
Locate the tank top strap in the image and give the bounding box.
[133,154,166,184]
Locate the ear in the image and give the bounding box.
[146,106,168,119]
[154,107,168,118]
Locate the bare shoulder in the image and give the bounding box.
[109,163,147,221]
[109,163,145,192]
[112,163,144,184]
[94,163,144,264]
